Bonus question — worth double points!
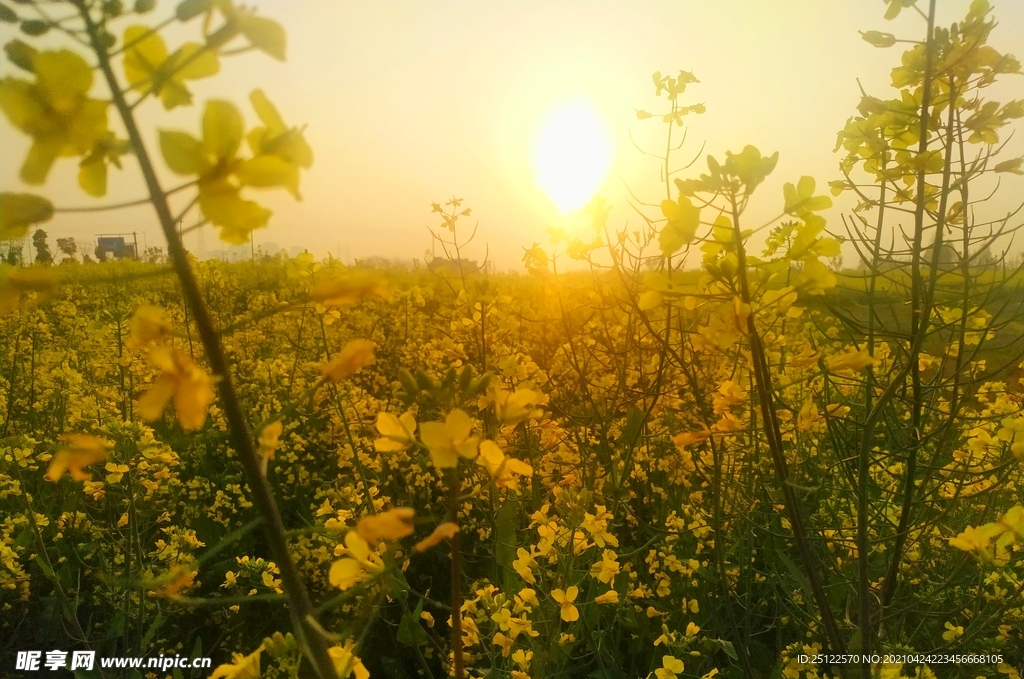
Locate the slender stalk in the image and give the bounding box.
[74,4,338,677]
[729,197,846,656]
[448,466,464,679]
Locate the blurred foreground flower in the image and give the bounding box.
[0,49,108,187]
[328,641,370,679]
[0,263,58,314]
[356,508,415,543]
[127,304,173,351]
[308,271,390,306]
[138,346,215,431]
[322,339,375,382]
[45,434,113,482]
[209,644,262,679]
[414,522,459,553]
[329,531,383,590]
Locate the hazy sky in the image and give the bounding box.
[2,0,1022,268]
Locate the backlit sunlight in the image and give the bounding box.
[533,100,612,215]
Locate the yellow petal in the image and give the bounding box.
[123,25,168,90]
[235,155,300,197]
[249,88,285,134]
[78,155,107,197]
[322,339,375,382]
[239,15,286,61]
[414,522,459,552]
[202,99,243,160]
[159,130,208,175]
[137,376,176,422]
[21,137,62,185]
[0,77,45,133]
[172,42,219,80]
[173,370,215,431]
[34,49,92,114]
[158,79,195,110]
[198,180,272,244]
[356,508,415,543]
[343,530,371,560]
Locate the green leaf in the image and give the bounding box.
[0,192,54,240]
[495,498,518,591]
[659,196,700,255]
[240,15,286,61]
[397,599,427,646]
[135,0,157,13]
[0,3,18,23]
[860,30,896,48]
[159,130,206,175]
[4,38,36,72]
[712,638,738,661]
[774,548,815,605]
[140,610,165,653]
[175,0,211,22]
[33,554,54,579]
[20,19,47,36]
[638,290,662,311]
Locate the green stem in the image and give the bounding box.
[75,4,337,677]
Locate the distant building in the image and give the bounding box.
[96,235,137,260]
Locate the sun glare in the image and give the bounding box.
[534,101,612,215]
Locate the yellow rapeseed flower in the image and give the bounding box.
[327,641,370,679]
[595,590,619,604]
[0,263,59,314]
[414,522,459,553]
[308,271,390,306]
[329,531,383,590]
[0,49,108,186]
[374,411,417,452]
[104,463,130,484]
[138,346,215,431]
[322,339,375,383]
[122,25,219,110]
[127,305,173,351]
[552,586,579,622]
[209,645,262,679]
[356,508,415,543]
[476,440,533,490]
[419,409,479,468]
[655,656,685,679]
[827,346,877,372]
[45,434,113,482]
[159,95,309,243]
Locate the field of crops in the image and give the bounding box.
[2,0,1024,678]
[1,248,1022,678]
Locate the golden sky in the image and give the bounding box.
[2,0,1022,268]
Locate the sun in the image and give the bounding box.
[533,100,612,215]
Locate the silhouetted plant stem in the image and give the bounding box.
[448,466,464,679]
[75,4,338,678]
[729,198,846,657]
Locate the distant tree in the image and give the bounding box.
[32,229,53,264]
[94,245,107,262]
[4,244,22,266]
[56,237,79,263]
[144,246,165,263]
[82,253,95,263]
